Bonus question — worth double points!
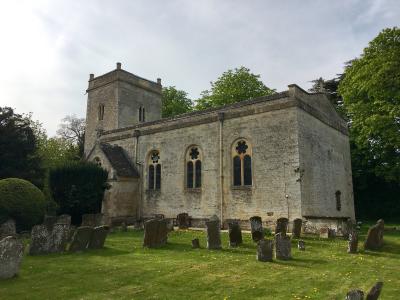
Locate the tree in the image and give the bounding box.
[38,137,80,170]
[0,107,45,188]
[47,161,108,224]
[309,74,347,117]
[57,115,85,158]
[195,67,275,110]
[162,86,193,118]
[339,27,400,181]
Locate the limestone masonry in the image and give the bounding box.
[84,63,355,232]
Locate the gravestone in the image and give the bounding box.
[292,218,302,239]
[81,213,103,227]
[88,225,109,249]
[206,217,221,250]
[121,222,127,232]
[346,290,365,300]
[0,236,24,279]
[298,240,305,251]
[249,216,264,242]
[57,214,71,225]
[343,218,354,239]
[176,213,190,229]
[366,282,383,300]
[143,219,168,248]
[364,220,384,250]
[69,226,94,252]
[275,232,291,260]
[29,224,51,255]
[49,224,70,253]
[192,238,200,249]
[256,239,273,262]
[0,219,16,240]
[320,227,336,239]
[228,220,242,247]
[347,231,358,254]
[275,217,288,235]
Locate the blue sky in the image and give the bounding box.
[0,0,399,135]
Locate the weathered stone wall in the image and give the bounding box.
[98,93,303,224]
[84,65,161,157]
[102,178,139,220]
[84,81,119,157]
[297,99,355,222]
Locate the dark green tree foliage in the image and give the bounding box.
[162,86,193,118]
[0,107,45,188]
[309,75,347,117]
[47,161,108,224]
[339,27,400,181]
[195,67,275,110]
[0,178,46,231]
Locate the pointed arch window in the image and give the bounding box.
[148,150,161,190]
[232,140,252,186]
[186,146,202,189]
[98,104,105,121]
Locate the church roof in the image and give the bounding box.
[100,143,139,178]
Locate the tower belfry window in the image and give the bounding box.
[98,104,105,121]
[139,106,146,122]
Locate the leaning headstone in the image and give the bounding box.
[256,239,273,262]
[347,231,358,254]
[275,232,291,260]
[228,220,242,247]
[143,219,168,248]
[206,217,221,250]
[29,224,51,255]
[192,238,200,249]
[176,213,190,229]
[81,213,103,227]
[69,226,94,252]
[0,219,16,240]
[292,218,302,239]
[249,216,264,242]
[298,240,305,251]
[275,217,289,235]
[49,224,70,253]
[366,282,383,300]
[88,225,109,249]
[364,220,384,250]
[346,290,364,300]
[0,236,24,279]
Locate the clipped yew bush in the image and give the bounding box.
[47,161,108,224]
[0,178,46,231]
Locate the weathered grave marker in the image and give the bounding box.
[0,236,24,279]
[249,216,264,242]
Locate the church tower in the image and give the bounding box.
[84,62,162,156]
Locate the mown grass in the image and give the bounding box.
[0,225,399,300]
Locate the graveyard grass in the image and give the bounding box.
[0,225,399,300]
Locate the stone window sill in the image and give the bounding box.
[184,188,202,193]
[231,185,253,191]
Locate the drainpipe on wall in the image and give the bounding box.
[218,112,225,228]
[133,129,142,221]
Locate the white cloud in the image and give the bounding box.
[0,0,399,135]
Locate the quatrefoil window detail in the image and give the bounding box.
[151,151,160,163]
[189,147,199,160]
[236,141,248,154]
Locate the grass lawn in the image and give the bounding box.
[0,225,399,300]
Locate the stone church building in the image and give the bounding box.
[84,63,355,231]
